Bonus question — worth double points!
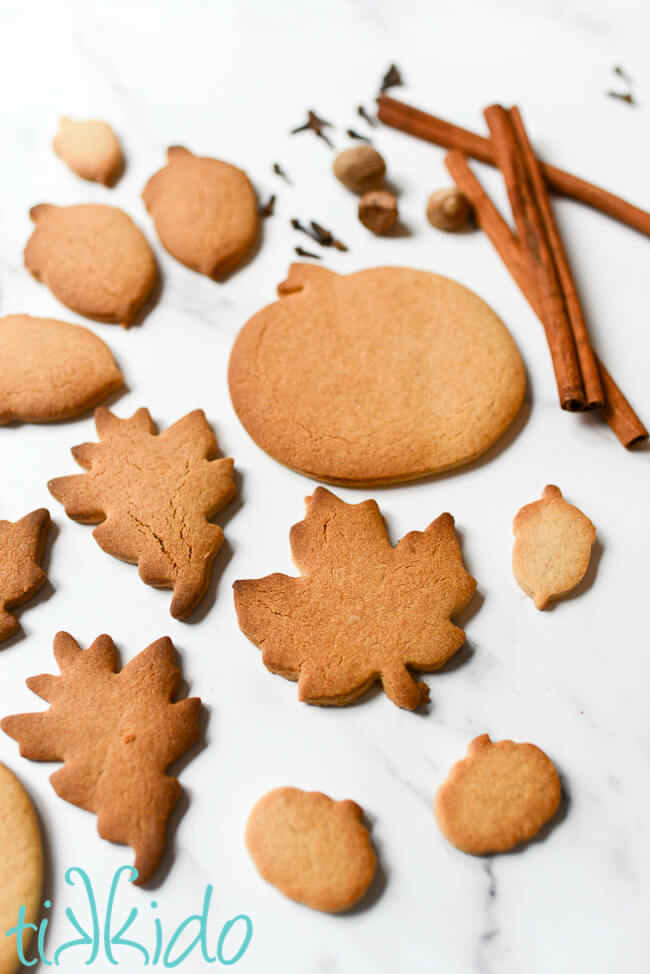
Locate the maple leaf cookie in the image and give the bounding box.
[434,734,562,854]
[2,632,201,885]
[24,203,157,326]
[0,509,51,644]
[0,314,123,424]
[142,146,259,278]
[53,117,124,186]
[234,487,476,709]
[246,787,377,912]
[513,485,596,609]
[0,763,43,974]
[228,264,526,484]
[48,407,236,619]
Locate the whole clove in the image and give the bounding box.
[347,128,371,142]
[272,162,292,183]
[613,64,632,83]
[607,90,635,105]
[291,218,313,239]
[259,195,276,218]
[357,105,377,127]
[290,110,334,146]
[310,221,348,251]
[380,64,403,92]
[295,246,322,259]
[291,218,347,252]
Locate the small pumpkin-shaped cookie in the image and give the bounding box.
[434,734,562,854]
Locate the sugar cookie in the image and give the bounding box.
[513,485,596,609]
[0,763,43,974]
[234,487,476,709]
[228,264,526,484]
[143,146,258,278]
[246,787,376,912]
[0,314,122,424]
[2,633,201,886]
[53,117,123,186]
[25,203,157,327]
[48,407,235,619]
[0,510,50,644]
[434,734,562,854]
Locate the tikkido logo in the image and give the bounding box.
[6,866,253,968]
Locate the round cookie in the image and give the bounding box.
[0,314,123,424]
[24,203,158,327]
[53,117,123,186]
[0,763,43,974]
[434,734,562,854]
[142,146,258,279]
[228,265,526,485]
[246,787,376,913]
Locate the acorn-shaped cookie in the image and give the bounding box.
[142,146,258,279]
[512,485,596,609]
[246,787,377,912]
[24,204,157,327]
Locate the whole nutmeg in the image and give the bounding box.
[426,187,472,232]
[358,190,398,235]
[333,144,386,193]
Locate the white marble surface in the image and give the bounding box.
[0,0,649,970]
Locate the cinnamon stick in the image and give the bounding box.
[444,150,648,447]
[377,94,650,237]
[508,105,604,409]
[484,104,585,411]
[598,361,649,447]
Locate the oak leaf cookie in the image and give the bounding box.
[0,509,50,644]
[513,485,596,609]
[53,117,124,186]
[246,787,376,913]
[434,734,562,854]
[0,314,123,424]
[234,487,476,709]
[228,264,526,484]
[24,203,157,326]
[142,146,258,278]
[48,407,235,619]
[2,632,201,886]
[0,763,43,974]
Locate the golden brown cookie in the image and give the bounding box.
[48,407,235,619]
[24,203,157,327]
[0,314,123,424]
[246,787,376,913]
[2,632,201,886]
[434,734,562,854]
[234,487,476,709]
[228,264,526,485]
[0,763,43,974]
[142,146,258,278]
[0,510,50,644]
[513,485,596,609]
[53,117,124,186]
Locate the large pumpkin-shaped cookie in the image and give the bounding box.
[228,265,526,485]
